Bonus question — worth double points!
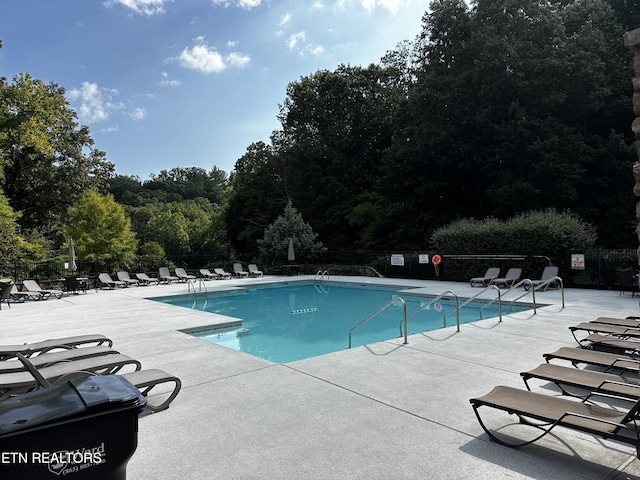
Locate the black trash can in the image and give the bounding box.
[0,374,146,480]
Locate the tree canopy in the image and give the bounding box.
[225,0,636,251]
[1,0,638,264]
[64,191,137,259]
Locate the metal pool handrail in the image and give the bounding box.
[349,297,407,348]
[444,285,502,331]
[404,290,460,333]
[508,276,565,313]
[314,269,330,281]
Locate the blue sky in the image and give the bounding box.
[0,0,428,180]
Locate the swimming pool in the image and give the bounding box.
[154,282,530,363]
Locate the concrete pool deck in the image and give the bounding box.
[2,275,640,479]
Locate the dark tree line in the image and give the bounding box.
[225,0,638,253]
[2,0,639,262]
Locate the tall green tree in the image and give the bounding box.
[64,191,137,259]
[0,73,114,235]
[275,64,405,249]
[381,0,635,248]
[257,201,325,263]
[226,141,288,253]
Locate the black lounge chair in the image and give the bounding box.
[591,317,640,328]
[470,268,500,287]
[0,334,113,361]
[543,346,640,373]
[521,363,640,400]
[579,334,640,355]
[490,268,522,288]
[569,322,640,345]
[470,385,640,457]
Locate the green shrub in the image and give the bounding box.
[430,210,597,281]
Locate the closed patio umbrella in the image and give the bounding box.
[287,237,295,262]
[67,238,77,272]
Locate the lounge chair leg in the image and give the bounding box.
[471,404,556,449]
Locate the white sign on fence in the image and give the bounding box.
[390,254,405,266]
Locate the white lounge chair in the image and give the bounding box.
[524,265,560,291]
[199,269,218,280]
[159,267,179,284]
[490,268,522,288]
[214,268,232,280]
[248,264,263,277]
[233,263,249,278]
[470,268,501,287]
[175,267,196,282]
[135,273,159,285]
[117,271,140,287]
[98,273,127,289]
[22,279,63,299]
[0,334,113,361]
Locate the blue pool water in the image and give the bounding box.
[154,282,529,363]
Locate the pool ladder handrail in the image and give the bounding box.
[507,276,564,314]
[313,270,330,293]
[403,290,461,333]
[348,297,407,348]
[314,269,330,281]
[187,278,207,294]
[447,285,502,324]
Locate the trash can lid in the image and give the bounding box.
[0,375,146,435]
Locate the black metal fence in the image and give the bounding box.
[1,248,638,291]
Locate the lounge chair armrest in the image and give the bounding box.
[612,357,640,368]
[15,353,52,389]
[560,410,632,431]
[583,388,640,407]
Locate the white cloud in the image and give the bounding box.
[175,39,251,73]
[285,31,324,57]
[68,82,145,124]
[287,32,306,50]
[160,71,181,86]
[334,0,411,14]
[130,107,146,120]
[226,52,251,68]
[280,13,292,26]
[102,125,120,133]
[107,0,168,15]
[178,44,226,73]
[68,82,116,123]
[211,0,261,9]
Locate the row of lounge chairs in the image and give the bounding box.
[469,265,560,290]
[470,315,640,458]
[0,333,181,412]
[0,279,63,307]
[99,264,264,289]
